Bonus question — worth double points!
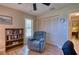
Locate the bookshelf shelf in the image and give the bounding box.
[6,38,23,42]
[5,28,24,51]
[6,42,23,48]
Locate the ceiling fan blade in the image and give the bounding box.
[42,3,50,6]
[33,3,37,11]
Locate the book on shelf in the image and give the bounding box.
[9,36,11,40]
[14,35,17,39]
[19,30,23,34]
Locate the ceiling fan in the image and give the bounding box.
[18,3,50,11]
[33,3,50,11]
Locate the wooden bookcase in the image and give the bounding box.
[5,28,24,51]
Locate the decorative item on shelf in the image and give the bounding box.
[17,35,18,39]
[6,30,10,35]
[0,15,12,24]
[19,30,22,34]
[12,42,19,45]
[11,36,14,39]
[14,35,17,39]
[9,30,12,35]
[19,35,21,39]
[14,30,16,34]
[6,36,9,40]
[8,36,11,40]
[12,31,14,34]
[15,31,17,34]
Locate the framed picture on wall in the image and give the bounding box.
[0,15,12,25]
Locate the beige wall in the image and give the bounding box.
[0,5,35,53]
[35,4,79,48]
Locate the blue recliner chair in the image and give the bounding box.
[27,31,46,52]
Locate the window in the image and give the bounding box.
[25,18,33,37]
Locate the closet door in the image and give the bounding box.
[48,16,59,45]
[49,16,67,48]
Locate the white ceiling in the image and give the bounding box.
[0,3,70,16]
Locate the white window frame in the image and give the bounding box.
[25,18,33,38]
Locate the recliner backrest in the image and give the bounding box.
[33,31,46,40]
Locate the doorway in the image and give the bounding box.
[69,12,79,40]
[69,12,79,54]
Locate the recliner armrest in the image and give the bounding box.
[28,37,36,41]
[39,38,44,42]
